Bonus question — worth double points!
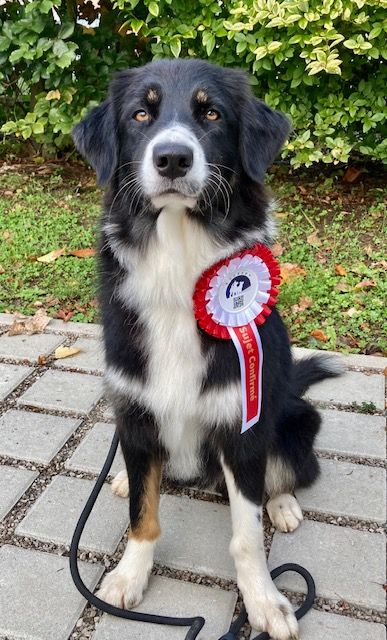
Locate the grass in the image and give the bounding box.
[0,165,100,323]
[0,162,385,354]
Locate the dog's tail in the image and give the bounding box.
[291,354,344,397]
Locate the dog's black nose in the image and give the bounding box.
[153,143,193,179]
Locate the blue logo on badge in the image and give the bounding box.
[226,275,251,299]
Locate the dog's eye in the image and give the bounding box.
[133,110,150,122]
[205,109,220,121]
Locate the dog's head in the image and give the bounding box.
[73,59,290,216]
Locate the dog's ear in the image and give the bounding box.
[240,98,291,183]
[72,99,117,186]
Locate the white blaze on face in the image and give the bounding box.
[140,124,208,208]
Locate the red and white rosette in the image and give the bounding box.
[193,244,280,433]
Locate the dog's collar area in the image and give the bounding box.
[70,431,316,640]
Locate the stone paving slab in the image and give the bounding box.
[17,369,103,415]
[93,575,237,640]
[306,370,385,410]
[65,422,124,476]
[0,465,38,519]
[293,346,387,372]
[53,337,105,373]
[317,408,386,460]
[0,332,64,362]
[269,520,386,611]
[250,609,386,640]
[296,458,386,523]
[156,494,234,579]
[0,409,81,464]
[45,317,102,337]
[16,475,129,554]
[0,545,103,640]
[0,362,33,400]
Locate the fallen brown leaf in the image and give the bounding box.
[37,354,47,365]
[35,166,54,176]
[280,262,306,283]
[271,242,284,257]
[68,248,96,258]
[336,281,351,293]
[37,248,65,263]
[8,309,50,336]
[291,296,313,313]
[334,264,347,276]
[306,230,321,246]
[54,346,82,360]
[45,296,60,307]
[354,279,376,290]
[310,329,328,342]
[56,309,74,322]
[343,167,361,183]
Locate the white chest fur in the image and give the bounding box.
[117,205,221,479]
[110,204,270,480]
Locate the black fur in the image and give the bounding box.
[73,58,340,524]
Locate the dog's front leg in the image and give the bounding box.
[221,458,298,640]
[98,439,162,609]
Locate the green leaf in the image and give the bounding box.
[53,40,68,57]
[58,23,74,40]
[56,52,75,68]
[148,2,159,17]
[254,46,267,60]
[0,36,11,52]
[32,121,45,134]
[236,40,247,54]
[9,48,26,64]
[130,19,144,34]
[170,38,181,58]
[204,33,215,56]
[21,125,32,139]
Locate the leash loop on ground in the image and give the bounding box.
[70,431,315,640]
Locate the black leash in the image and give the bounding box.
[70,431,316,640]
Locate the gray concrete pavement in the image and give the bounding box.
[0,313,385,640]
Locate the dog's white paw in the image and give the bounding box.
[266,494,303,533]
[111,469,129,498]
[97,569,147,609]
[246,588,298,640]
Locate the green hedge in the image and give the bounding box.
[1,0,386,167]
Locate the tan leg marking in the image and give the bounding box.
[98,460,162,608]
[129,460,162,542]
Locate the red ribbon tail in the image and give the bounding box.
[228,322,263,433]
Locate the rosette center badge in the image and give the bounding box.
[206,254,272,327]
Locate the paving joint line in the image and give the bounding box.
[316,450,386,469]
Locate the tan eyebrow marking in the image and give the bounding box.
[196,89,208,104]
[146,88,159,104]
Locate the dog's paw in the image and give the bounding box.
[97,569,147,609]
[111,469,129,498]
[266,494,303,533]
[246,589,298,640]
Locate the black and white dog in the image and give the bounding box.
[74,59,341,640]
